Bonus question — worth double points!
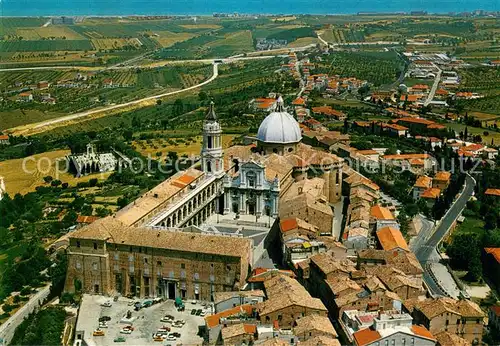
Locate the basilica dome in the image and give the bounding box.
[257,97,302,144]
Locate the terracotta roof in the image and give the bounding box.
[435,331,471,346]
[434,171,451,181]
[411,324,436,340]
[412,84,430,90]
[0,135,9,140]
[257,275,327,316]
[292,97,306,105]
[247,268,295,283]
[436,89,449,95]
[205,305,254,328]
[485,247,500,263]
[357,150,379,156]
[353,328,381,346]
[377,227,409,252]
[414,176,432,189]
[76,215,100,224]
[300,336,341,346]
[383,153,430,160]
[370,205,394,220]
[259,338,289,346]
[414,297,484,320]
[293,315,338,337]
[397,117,435,125]
[400,94,423,102]
[463,143,484,152]
[70,217,252,259]
[220,323,257,339]
[421,187,441,199]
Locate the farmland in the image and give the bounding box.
[0,63,213,130]
[0,40,94,52]
[132,134,238,158]
[0,150,112,195]
[313,51,404,87]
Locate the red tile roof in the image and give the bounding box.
[377,227,409,252]
[0,135,9,140]
[421,187,441,199]
[370,205,394,220]
[204,305,254,328]
[485,248,500,263]
[485,189,500,197]
[353,328,381,346]
[76,215,100,224]
[397,117,435,126]
[411,325,436,341]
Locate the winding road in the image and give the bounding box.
[414,174,476,296]
[30,62,219,131]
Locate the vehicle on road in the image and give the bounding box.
[101,301,112,307]
[114,336,126,342]
[98,316,111,322]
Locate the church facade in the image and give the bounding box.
[64,97,344,299]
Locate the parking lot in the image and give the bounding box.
[77,295,208,346]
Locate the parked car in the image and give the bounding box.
[166,334,176,341]
[195,309,202,315]
[98,316,111,322]
[101,301,112,307]
[93,329,105,336]
[200,310,207,317]
[98,322,108,328]
[171,332,181,338]
[157,326,171,332]
[120,329,133,334]
[113,336,126,342]
[190,309,196,315]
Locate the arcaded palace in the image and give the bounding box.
[64,97,343,301]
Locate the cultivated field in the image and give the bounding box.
[0,150,112,195]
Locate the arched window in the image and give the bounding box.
[247,172,256,188]
[273,148,278,154]
[206,161,212,173]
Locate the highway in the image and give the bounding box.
[0,284,51,345]
[414,174,476,296]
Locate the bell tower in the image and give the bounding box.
[201,101,224,177]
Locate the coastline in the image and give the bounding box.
[0,10,498,18]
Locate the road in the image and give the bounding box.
[423,63,442,106]
[414,174,476,296]
[17,63,218,133]
[0,284,51,345]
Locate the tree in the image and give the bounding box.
[43,176,53,184]
[123,130,134,141]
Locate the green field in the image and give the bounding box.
[313,50,404,87]
[0,40,94,52]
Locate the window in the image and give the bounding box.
[76,241,81,248]
[277,315,282,321]
[114,264,119,272]
[210,263,214,268]
[128,255,134,262]
[93,242,97,250]
[114,253,119,260]
[194,273,199,280]
[157,261,162,266]
[446,320,449,325]
[181,263,185,269]
[129,265,134,273]
[457,319,460,324]
[226,265,231,271]
[180,270,186,279]
[76,262,81,269]
[210,275,215,282]
[144,258,148,264]
[92,263,98,270]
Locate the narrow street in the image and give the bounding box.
[423,63,442,106]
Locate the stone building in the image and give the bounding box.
[403,297,485,344]
[64,217,252,301]
[67,143,126,177]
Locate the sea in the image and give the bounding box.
[0,0,498,17]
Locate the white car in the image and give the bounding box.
[160,317,174,323]
[200,310,207,317]
[166,334,176,341]
[120,329,133,334]
[98,322,108,328]
[101,301,112,307]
